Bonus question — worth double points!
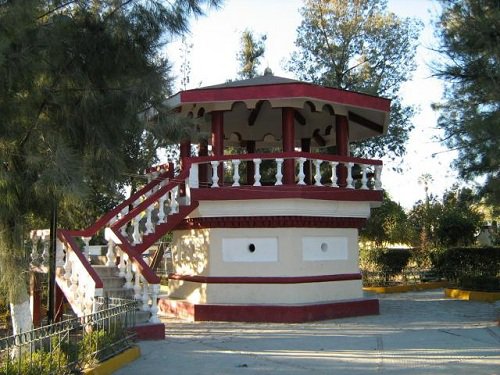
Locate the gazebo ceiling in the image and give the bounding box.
[166,75,391,148]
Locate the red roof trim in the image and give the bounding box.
[179,82,390,112]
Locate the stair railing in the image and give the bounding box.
[54,164,175,318]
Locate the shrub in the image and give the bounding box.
[431,247,500,291]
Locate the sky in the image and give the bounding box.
[165,0,460,210]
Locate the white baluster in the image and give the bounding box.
[275,158,284,185]
[124,254,133,289]
[82,237,91,261]
[117,248,126,277]
[169,186,179,214]
[297,157,306,185]
[189,163,199,189]
[314,159,323,186]
[120,223,127,237]
[253,158,262,186]
[185,177,191,206]
[132,215,142,244]
[149,284,160,323]
[375,165,383,190]
[360,164,368,190]
[330,161,339,188]
[157,193,167,224]
[105,239,116,267]
[141,277,150,312]
[144,205,154,235]
[232,159,241,186]
[55,240,65,268]
[132,264,142,300]
[210,161,220,188]
[346,162,354,189]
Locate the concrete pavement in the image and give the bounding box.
[116,290,500,374]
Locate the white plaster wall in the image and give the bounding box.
[209,227,359,277]
[206,280,363,304]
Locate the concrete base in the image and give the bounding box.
[158,298,379,323]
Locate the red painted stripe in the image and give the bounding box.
[180,83,391,112]
[167,273,362,284]
[175,216,367,230]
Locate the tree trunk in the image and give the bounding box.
[10,289,32,335]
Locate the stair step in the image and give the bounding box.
[92,265,119,277]
[103,287,134,299]
[100,276,125,289]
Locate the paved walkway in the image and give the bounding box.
[116,290,500,375]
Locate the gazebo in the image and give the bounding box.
[158,71,390,322]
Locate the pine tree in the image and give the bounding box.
[237,29,267,79]
[0,0,219,335]
[432,0,500,207]
[286,0,422,160]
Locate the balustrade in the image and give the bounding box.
[188,153,383,190]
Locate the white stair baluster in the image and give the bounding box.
[375,165,383,190]
[253,159,262,186]
[105,239,116,267]
[144,205,154,235]
[314,159,323,186]
[210,160,220,188]
[141,277,150,311]
[297,157,306,185]
[82,237,91,261]
[132,215,142,244]
[124,254,133,289]
[30,232,40,267]
[232,159,241,186]
[330,161,339,188]
[360,164,368,190]
[185,177,191,206]
[346,162,354,189]
[149,284,160,323]
[64,251,72,286]
[169,186,179,214]
[117,248,126,277]
[275,158,283,185]
[133,264,142,300]
[157,193,167,224]
[189,163,199,189]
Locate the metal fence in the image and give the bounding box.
[0,298,138,375]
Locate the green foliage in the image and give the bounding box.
[360,192,412,247]
[360,247,411,285]
[287,0,422,160]
[408,186,484,249]
[432,0,500,207]
[0,0,219,315]
[431,247,500,291]
[1,346,70,375]
[237,29,267,79]
[79,323,128,367]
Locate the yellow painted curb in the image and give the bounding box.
[363,281,449,294]
[444,288,500,302]
[83,346,141,375]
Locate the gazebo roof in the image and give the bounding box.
[166,74,392,146]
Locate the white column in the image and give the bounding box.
[375,165,383,190]
[330,161,339,188]
[346,162,354,189]
[275,158,283,186]
[297,157,306,185]
[253,159,262,186]
[360,164,368,190]
[232,159,241,186]
[124,254,133,289]
[188,163,199,189]
[210,160,220,188]
[132,215,142,244]
[118,248,126,277]
[105,239,116,267]
[313,159,323,186]
[149,284,160,323]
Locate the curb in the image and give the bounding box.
[83,346,141,375]
[363,281,449,294]
[444,288,500,302]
